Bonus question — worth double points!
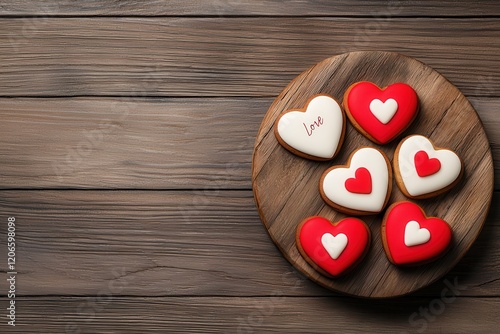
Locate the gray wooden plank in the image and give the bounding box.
[0,97,498,190]
[2,296,498,333]
[0,190,497,297]
[0,98,264,189]
[0,18,499,97]
[1,1,500,17]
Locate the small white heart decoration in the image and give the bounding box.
[321,233,348,260]
[369,98,398,124]
[276,95,344,160]
[321,147,390,213]
[404,220,431,247]
[396,135,462,197]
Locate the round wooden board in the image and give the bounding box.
[252,51,494,298]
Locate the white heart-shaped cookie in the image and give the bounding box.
[395,135,462,198]
[320,147,391,214]
[274,95,345,160]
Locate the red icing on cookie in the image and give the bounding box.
[297,216,370,277]
[414,150,441,177]
[345,82,418,144]
[382,202,452,265]
[345,167,372,194]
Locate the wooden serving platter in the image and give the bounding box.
[252,51,494,298]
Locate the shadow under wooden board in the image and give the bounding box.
[252,51,494,298]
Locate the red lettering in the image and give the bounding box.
[303,116,324,136]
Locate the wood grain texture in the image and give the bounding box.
[1,1,500,17]
[2,297,498,333]
[252,51,494,297]
[0,190,498,297]
[0,97,498,190]
[0,18,499,97]
[0,98,262,189]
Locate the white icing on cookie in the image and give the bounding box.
[322,147,389,212]
[369,98,398,124]
[321,233,348,260]
[404,220,430,247]
[397,135,462,197]
[276,95,344,159]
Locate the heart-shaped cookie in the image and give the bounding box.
[382,201,452,265]
[320,147,392,215]
[296,216,370,277]
[343,82,418,144]
[274,94,345,161]
[394,135,463,199]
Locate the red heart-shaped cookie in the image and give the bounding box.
[344,82,419,144]
[381,201,452,265]
[296,216,370,277]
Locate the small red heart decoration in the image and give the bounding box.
[414,150,441,177]
[345,167,372,194]
[344,82,419,144]
[382,201,452,265]
[296,216,370,277]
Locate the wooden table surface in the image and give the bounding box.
[0,1,499,333]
